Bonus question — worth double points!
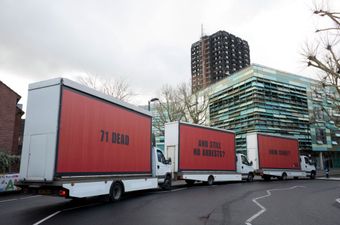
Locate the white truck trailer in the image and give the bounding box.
[246,132,316,180]
[17,78,172,201]
[164,121,242,185]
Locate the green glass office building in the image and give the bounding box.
[205,64,340,168]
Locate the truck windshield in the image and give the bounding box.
[304,157,313,166]
[157,150,166,164]
[241,155,250,166]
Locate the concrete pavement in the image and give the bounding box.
[0,179,339,225]
[316,168,340,178]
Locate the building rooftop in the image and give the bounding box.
[0,81,21,102]
[202,63,318,93]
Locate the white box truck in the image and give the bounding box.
[17,78,172,201]
[164,121,242,185]
[246,133,316,180]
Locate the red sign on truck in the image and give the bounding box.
[56,87,151,175]
[179,123,236,171]
[257,134,300,170]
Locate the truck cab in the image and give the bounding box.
[152,147,172,189]
[236,153,255,181]
[300,155,316,179]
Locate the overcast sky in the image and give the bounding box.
[1,0,339,109]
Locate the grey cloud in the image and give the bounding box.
[0,0,327,103]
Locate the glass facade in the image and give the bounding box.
[205,64,340,168]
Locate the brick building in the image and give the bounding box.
[0,81,24,156]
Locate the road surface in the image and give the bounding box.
[0,179,339,225]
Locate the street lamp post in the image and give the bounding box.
[148,98,159,147]
[148,98,159,111]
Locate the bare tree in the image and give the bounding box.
[153,84,185,135]
[78,73,100,89]
[153,82,210,135]
[178,82,209,125]
[303,2,340,127]
[102,78,134,102]
[77,74,134,102]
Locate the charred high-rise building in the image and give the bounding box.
[191,30,250,92]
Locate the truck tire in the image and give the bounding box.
[279,173,287,181]
[162,175,172,190]
[310,171,316,180]
[110,182,124,202]
[185,179,195,186]
[247,173,254,182]
[207,176,214,186]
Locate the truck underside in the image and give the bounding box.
[17,176,158,199]
[256,169,315,180]
[175,171,242,185]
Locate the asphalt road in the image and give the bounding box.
[1,179,339,225]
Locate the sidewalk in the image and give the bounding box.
[317,177,340,181]
[316,168,340,179]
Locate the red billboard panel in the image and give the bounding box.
[179,124,236,171]
[56,88,151,175]
[258,134,300,170]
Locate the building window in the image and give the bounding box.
[331,130,339,145]
[313,106,324,120]
[316,129,327,144]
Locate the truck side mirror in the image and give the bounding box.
[167,158,172,164]
[250,161,253,166]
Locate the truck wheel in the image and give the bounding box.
[247,173,254,182]
[162,175,172,190]
[207,176,214,186]
[185,179,195,186]
[110,182,124,202]
[280,173,287,181]
[310,171,316,180]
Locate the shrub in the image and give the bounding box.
[0,152,20,174]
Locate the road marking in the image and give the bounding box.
[150,187,188,194]
[171,187,187,192]
[245,186,305,225]
[0,195,40,203]
[32,202,101,225]
[0,198,17,203]
[336,198,340,204]
[32,211,61,225]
